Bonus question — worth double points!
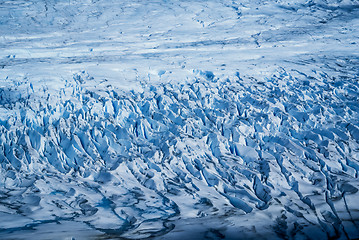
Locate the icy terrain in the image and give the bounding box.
[0,0,359,239]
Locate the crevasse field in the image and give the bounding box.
[0,0,359,239]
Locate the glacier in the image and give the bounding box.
[0,0,359,239]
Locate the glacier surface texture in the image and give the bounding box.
[0,0,359,239]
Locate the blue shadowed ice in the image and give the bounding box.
[0,0,359,239]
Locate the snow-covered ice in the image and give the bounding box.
[0,0,359,239]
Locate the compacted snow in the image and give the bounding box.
[0,0,359,239]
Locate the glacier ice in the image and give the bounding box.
[0,0,359,239]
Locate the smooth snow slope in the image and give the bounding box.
[0,0,359,239]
